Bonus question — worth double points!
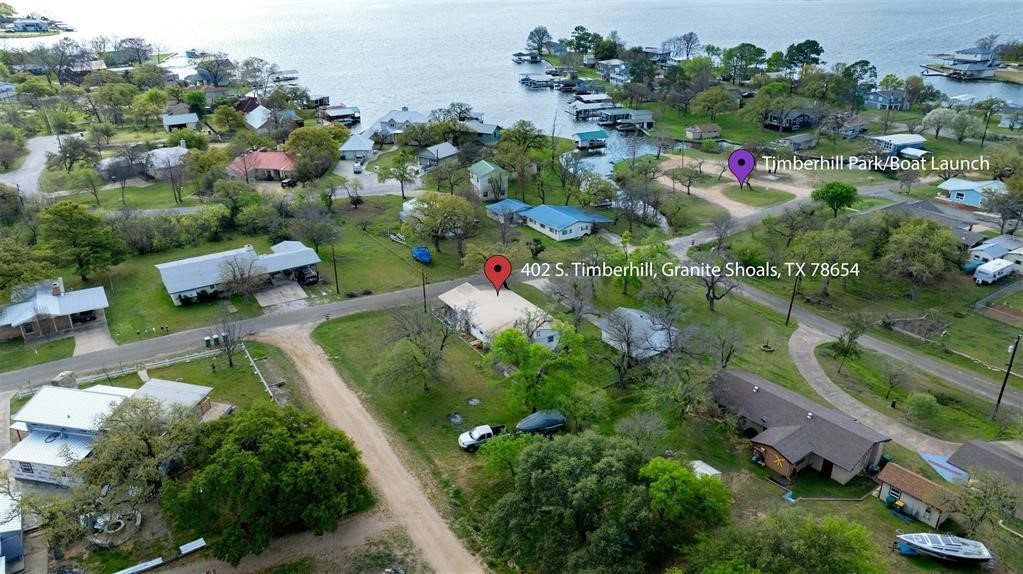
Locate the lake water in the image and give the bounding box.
[14,0,1023,155]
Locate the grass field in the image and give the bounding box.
[0,337,76,373]
[722,185,795,208]
[63,183,199,210]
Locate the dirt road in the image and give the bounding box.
[254,325,485,574]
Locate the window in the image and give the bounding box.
[954,192,965,200]
[547,335,555,343]
[19,461,33,474]
[888,486,902,500]
[21,322,34,334]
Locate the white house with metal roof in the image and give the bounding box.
[868,133,927,157]
[155,241,320,305]
[438,282,559,349]
[136,379,213,416]
[0,279,109,342]
[3,386,126,485]
[520,204,612,241]
[161,112,200,132]
[340,133,375,160]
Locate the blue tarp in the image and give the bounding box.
[918,452,969,483]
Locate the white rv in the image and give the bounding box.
[974,259,1014,285]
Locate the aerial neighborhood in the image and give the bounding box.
[1,3,1023,574]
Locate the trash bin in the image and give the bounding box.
[212,334,220,345]
[220,331,229,343]
[203,336,212,348]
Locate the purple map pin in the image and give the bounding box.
[728,149,755,186]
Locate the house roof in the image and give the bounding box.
[871,89,906,100]
[148,145,189,167]
[485,198,531,215]
[420,142,459,160]
[135,378,213,411]
[872,200,984,247]
[322,105,360,118]
[0,279,109,328]
[782,133,817,144]
[689,123,721,132]
[948,440,1023,484]
[340,132,375,152]
[597,307,678,359]
[938,178,1005,194]
[574,129,609,141]
[364,107,427,136]
[521,204,612,231]
[751,424,812,463]
[712,370,890,471]
[12,386,124,432]
[162,113,199,127]
[575,93,612,103]
[464,120,500,135]
[245,105,272,130]
[227,151,296,176]
[1,430,94,466]
[438,282,551,337]
[0,492,21,535]
[870,133,927,146]
[235,96,260,113]
[469,160,506,178]
[878,462,949,509]
[155,241,319,295]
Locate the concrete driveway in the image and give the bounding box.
[0,135,62,195]
[333,157,424,197]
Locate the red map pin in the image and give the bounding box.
[484,255,512,295]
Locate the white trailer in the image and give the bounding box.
[974,258,1014,285]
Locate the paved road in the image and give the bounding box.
[789,325,960,456]
[0,135,61,195]
[0,276,482,387]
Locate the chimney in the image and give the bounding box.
[401,106,408,111]
[51,281,62,296]
[179,139,187,149]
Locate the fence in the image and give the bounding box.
[973,278,1023,311]
[242,342,278,403]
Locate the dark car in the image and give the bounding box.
[297,266,319,286]
[280,178,298,188]
[515,410,566,435]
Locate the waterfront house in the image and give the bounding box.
[685,123,721,140]
[161,112,200,132]
[596,58,626,76]
[464,120,502,145]
[227,150,296,181]
[438,282,559,350]
[998,104,1023,130]
[155,241,319,305]
[598,307,678,360]
[520,204,612,241]
[201,85,231,103]
[340,133,374,160]
[319,105,361,126]
[418,142,459,170]
[763,108,820,131]
[469,160,509,201]
[947,440,1023,485]
[573,129,609,150]
[938,177,1005,209]
[712,369,890,485]
[308,94,330,108]
[877,463,950,528]
[512,51,541,64]
[934,47,1001,80]
[567,101,619,120]
[777,132,817,151]
[485,198,531,225]
[596,59,630,85]
[968,235,1023,263]
[865,89,910,111]
[598,108,654,130]
[3,386,126,485]
[840,116,869,138]
[0,279,109,342]
[608,64,631,86]
[363,106,428,144]
[867,133,927,157]
[9,19,48,32]
[641,47,672,65]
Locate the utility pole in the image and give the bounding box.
[330,243,340,295]
[421,270,428,313]
[785,275,801,326]
[994,333,1020,420]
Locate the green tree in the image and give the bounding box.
[403,191,480,257]
[811,181,858,217]
[0,238,53,298]
[941,467,1022,535]
[377,152,418,199]
[831,315,867,373]
[212,179,252,225]
[162,403,373,566]
[478,433,542,480]
[284,126,340,179]
[167,128,209,150]
[45,137,100,173]
[185,147,229,192]
[882,219,960,300]
[184,90,207,116]
[788,228,858,296]
[922,107,957,138]
[906,392,940,419]
[69,166,105,206]
[211,105,246,132]
[640,456,730,538]
[691,86,738,119]
[489,327,584,412]
[39,201,126,281]
[526,25,553,55]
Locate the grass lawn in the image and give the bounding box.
[722,185,795,208]
[59,235,269,344]
[816,345,1012,439]
[900,184,943,201]
[847,196,892,211]
[0,149,28,174]
[640,103,812,144]
[63,183,199,210]
[145,346,273,409]
[789,470,877,499]
[0,337,75,373]
[995,70,1023,85]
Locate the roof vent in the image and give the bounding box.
[806,412,814,420]
[51,281,62,296]
[752,385,759,392]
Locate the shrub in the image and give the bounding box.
[730,237,768,268]
[906,392,940,419]
[701,139,720,154]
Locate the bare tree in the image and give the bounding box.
[710,213,735,250]
[160,156,187,204]
[599,309,646,388]
[514,307,550,340]
[496,214,518,246]
[615,411,668,457]
[763,205,818,248]
[701,319,744,368]
[687,252,739,311]
[883,359,906,400]
[211,313,244,368]
[544,275,594,331]
[218,256,267,303]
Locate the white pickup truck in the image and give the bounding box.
[457,424,505,452]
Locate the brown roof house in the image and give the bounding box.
[878,463,950,528]
[712,370,890,485]
[685,123,721,140]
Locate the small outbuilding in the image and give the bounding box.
[161,113,200,132]
[877,462,950,528]
[418,142,459,169]
[685,123,721,140]
[340,133,375,161]
[690,460,722,480]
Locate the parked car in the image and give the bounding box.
[515,410,566,435]
[280,178,298,188]
[458,424,505,452]
[297,266,319,286]
[353,161,364,174]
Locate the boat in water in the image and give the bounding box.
[895,533,991,563]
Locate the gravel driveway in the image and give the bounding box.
[0,135,62,195]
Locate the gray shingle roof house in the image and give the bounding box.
[948,440,1023,484]
[857,200,984,248]
[712,370,890,485]
[0,279,109,342]
[598,307,678,360]
[155,241,320,305]
[418,142,459,169]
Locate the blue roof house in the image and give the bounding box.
[162,113,200,132]
[939,178,1006,208]
[520,204,612,241]
[485,199,531,225]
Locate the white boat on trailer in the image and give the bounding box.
[896,533,991,563]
